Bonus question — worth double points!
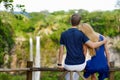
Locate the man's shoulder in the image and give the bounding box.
[61,28,83,35]
[61,31,67,37]
[61,29,69,34]
[77,30,85,36]
[61,30,67,34]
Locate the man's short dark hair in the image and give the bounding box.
[71,14,81,26]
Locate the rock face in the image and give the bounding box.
[8,37,27,74]
[107,36,120,67]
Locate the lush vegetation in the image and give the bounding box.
[0,12,14,65]
[0,71,120,80]
[0,73,26,80]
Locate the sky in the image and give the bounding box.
[0,0,118,12]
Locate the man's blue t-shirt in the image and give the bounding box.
[60,28,89,65]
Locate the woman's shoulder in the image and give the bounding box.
[100,34,105,38]
[96,32,105,38]
[95,33,106,40]
[98,34,106,40]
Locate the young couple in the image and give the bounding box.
[58,13,110,80]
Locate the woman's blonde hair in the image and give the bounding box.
[78,23,99,56]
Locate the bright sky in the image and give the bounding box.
[1,0,118,12]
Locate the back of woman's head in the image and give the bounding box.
[71,14,81,26]
[79,23,98,42]
[78,23,99,56]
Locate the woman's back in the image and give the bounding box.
[78,23,110,80]
[87,35,108,71]
[84,35,109,80]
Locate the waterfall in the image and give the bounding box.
[34,36,40,80]
[29,36,41,80]
[29,37,33,61]
[29,37,34,80]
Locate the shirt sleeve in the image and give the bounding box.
[82,32,89,44]
[60,33,65,45]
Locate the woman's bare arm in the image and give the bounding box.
[104,42,110,67]
[83,44,87,57]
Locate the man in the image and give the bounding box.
[57,13,107,80]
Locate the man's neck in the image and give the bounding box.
[71,26,77,28]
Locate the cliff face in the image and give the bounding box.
[10,37,27,69]
[108,36,120,67]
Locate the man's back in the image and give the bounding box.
[60,28,89,65]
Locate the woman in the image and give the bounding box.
[78,23,110,80]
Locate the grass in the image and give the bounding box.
[0,73,26,80]
[0,71,119,80]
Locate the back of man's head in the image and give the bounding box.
[71,14,81,26]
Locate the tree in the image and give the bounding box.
[16,4,26,12]
[0,15,14,65]
[0,0,14,11]
[0,0,25,12]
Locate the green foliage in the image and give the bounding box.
[41,71,61,80]
[0,14,14,65]
[50,25,69,46]
[0,52,4,66]
[83,10,120,36]
[0,12,14,48]
[115,71,120,80]
[0,73,11,80]
[0,73,25,80]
